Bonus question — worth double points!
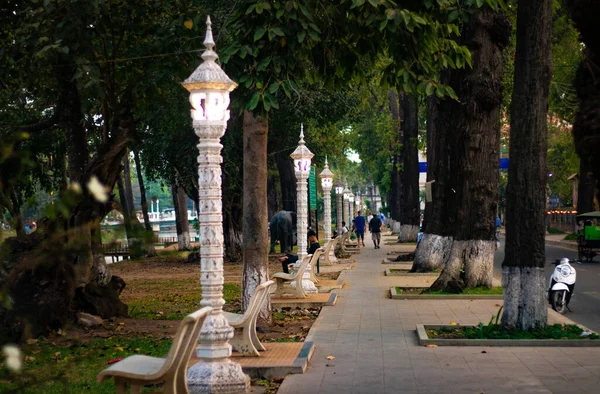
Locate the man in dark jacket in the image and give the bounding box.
[369,214,382,249]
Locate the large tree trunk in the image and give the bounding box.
[398,94,421,243]
[412,97,453,272]
[577,160,597,213]
[274,151,296,212]
[501,0,552,330]
[388,89,401,222]
[171,178,190,251]
[428,8,510,292]
[565,0,600,210]
[122,150,135,218]
[242,111,271,325]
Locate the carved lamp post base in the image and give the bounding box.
[187,360,250,394]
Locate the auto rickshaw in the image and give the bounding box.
[577,211,600,261]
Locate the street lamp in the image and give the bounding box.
[290,124,317,294]
[348,192,355,221]
[319,157,334,243]
[182,17,249,393]
[335,182,344,236]
[343,182,351,226]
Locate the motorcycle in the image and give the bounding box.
[547,258,576,314]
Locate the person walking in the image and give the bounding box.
[354,210,366,247]
[369,213,382,249]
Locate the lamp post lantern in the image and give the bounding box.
[319,157,334,243]
[182,17,249,393]
[335,183,344,236]
[290,124,317,293]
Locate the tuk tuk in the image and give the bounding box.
[577,211,600,261]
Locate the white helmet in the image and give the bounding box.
[560,257,569,265]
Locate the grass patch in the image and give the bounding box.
[0,336,171,394]
[427,323,599,340]
[123,279,240,320]
[547,226,566,234]
[395,286,503,295]
[0,229,16,243]
[564,232,578,241]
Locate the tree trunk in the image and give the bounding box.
[274,151,296,213]
[577,160,597,213]
[428,8,510,292]
[566,0,600,206]
[132,147,155,255]
[242,111,271,325]
[123,150,135,218]
[388,89,401,222]
[171,178,190,251]
[501,0,552,330]
[398,94,421,242]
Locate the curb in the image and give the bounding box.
[545,239,578,251]
[416,324,600,347]
[384,268,436,277]
[390,287,503,300]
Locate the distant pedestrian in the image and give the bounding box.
[354,211,366,247]
[341,221,348,234]
[378,212,386,223]
[367,213,373,230]
[369,214,382,249]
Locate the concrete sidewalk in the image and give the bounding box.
[277,238,600,394]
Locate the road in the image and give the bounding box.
[494,235,600,332]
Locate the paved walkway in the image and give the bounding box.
[278,235,600,394]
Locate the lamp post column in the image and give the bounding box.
[183,17,249,393]
[319,157,334,243]
[336,184,343,236]
[290,125,317,293]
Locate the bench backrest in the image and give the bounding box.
[244,280,275,323]
[310,247,325,265]
[324,237,338,254]
[340,232,350,245]
[158,306,212,378]
[291,254,312,280]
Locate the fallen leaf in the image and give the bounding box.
[114,347,124,352]
[134,348,141,353]
[494,304,501,307]
[449,321,457,326]
[481,351,487,354]
[425,344,438,348]
[25,356,35,362]
[326,355,335,360]
[26,339,38,345]
[184,20,193,29]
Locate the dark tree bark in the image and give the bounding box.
[398,94,421,242]
[501,0,552,330]
[577,160,597,213]
[132,147,152,232]
[242,111,271,325]
[427,8,510,292]
[267,169,279,220]
[388,88,402,225]
[122,149,135,219]
[171,177,190,251]
[412,95,454,272]
[565,0,600,210]
[274,151,296,212]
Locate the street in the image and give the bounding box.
[494,235,600,332]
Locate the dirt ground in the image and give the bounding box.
[64,251,336,343]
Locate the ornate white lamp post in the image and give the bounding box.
[290,125,317,293]
[182,17,249,393]
[319,157,334,243]
[349,192,355,221]
[343,182,351,226]
[335,183,344,236]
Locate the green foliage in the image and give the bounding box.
[547,122,579,204]
[564,232,578,241]
[547,226,566,234]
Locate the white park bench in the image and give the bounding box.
[307,247,326,284]
[272,254,312,298]
[97,306,212,394]
[320,237,339,266]
[340,232,360,254]
[223,280,275,357]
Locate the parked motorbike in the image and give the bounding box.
[547,258,576,314]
